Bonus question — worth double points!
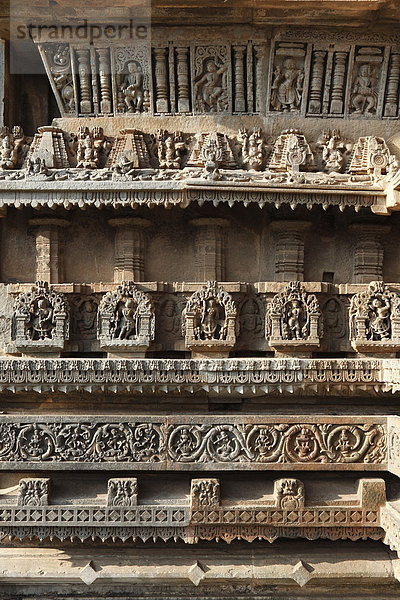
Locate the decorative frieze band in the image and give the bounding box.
[0,357,396,395]
[0,416,387,469]
[0,476,385,544]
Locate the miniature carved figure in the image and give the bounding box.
[271,58,304,112]
[194,59,228,112]
[72,297,98,339]
[349,282,400,344]
[351,64,377,115]
[317,130,350,173]
[157,130,186,168]
[50,44,75,113]
[76,126,106,169]
[120,61,144,112]
[98,282,155,353]
[0,126,25,170]
[238,128,264,171]
[267,281,321,347]
[13,281,69,350]
[275,479,305,510]
[190,479,220,509]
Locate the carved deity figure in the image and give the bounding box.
[157,130,186,169]
[72,297,98,339]
[0,126,25,170]
[194,59,228,112]
[317,130,349,173]
[351,64,377,115]
[98,282,154,350]
[76,126,105,169]
[271,58,304,112]
[238,128,264,171]
[31,297,54,340]
[120,61,144,112]
[349,281,400,343]
[117,298,140,340]
[267,281,321,346]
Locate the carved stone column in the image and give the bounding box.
[97,48,112,114]
[29,218,70,283]
[190,218,229,281]
[75,49,92,114]
[384,53,400,117]
[233,46,246,112]
[254,45,266,112]
[308,50,326,114]
[330,51,347,114]
[154,48,169,113]
[271,221,310,282]
[109,218,151,283]
[176,47,190,112]
[350,224,390,283]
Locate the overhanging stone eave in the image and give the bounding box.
[0,177,385,212]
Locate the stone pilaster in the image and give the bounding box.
[350,224,390,283]
[190,218,229,281]
[271,221,310,282]
[109,217,151,283]
[29,218,69,283]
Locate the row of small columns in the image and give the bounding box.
[25,217,389,284]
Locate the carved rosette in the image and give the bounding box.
[12,281,69,353]
[349,281,400,352]
[98,281,155,355]
[266,281,321,352]
[182,281,237,357]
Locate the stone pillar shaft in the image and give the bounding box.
[350,224,390,283]
[272,221,310,282]
[29,218,69,283]
[109,218,151,283]
[191,218,229,281]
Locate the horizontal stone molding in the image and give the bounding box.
[0,415,387,470]
[0,476,385,544]
[0,357,398,396]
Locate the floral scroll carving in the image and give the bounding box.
[17,478,50,506]
[266,281,321,352]
[349,281,400,352]
[12,281,69,353]
[182,281,237,356]
[98,282,155,355]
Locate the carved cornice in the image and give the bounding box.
[0,416,387,470]
[0,476,385,544]
[0,357,398,396]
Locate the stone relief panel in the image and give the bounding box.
[269,42,307,113]
[107,478,138,507]
[193,45,230,113]
[237,296,265,350]
[17,478,50,506]
[0,126,26,171]
[349,281,400,352]
[0,417,386,468]
[12,281,69,353]
[114,46,152,113]
[98,282,155,355]
[266,281,321,351]
[182,281,237,356]
[71,295,100,346]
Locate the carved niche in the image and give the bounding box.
[182,281,237,357]
[98,282,155,356]
[12,281,69,353]
[348,136,397,177]
[269,42,306,113]
[193,46,230,113]
[268,130,314,172]
[266,281,321,352]
[349,281,400,353]
[113,46,151,114]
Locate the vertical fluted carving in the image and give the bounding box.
[176,47,190,112]
[109,218,151,283]
[330,51,347,114]
[154,48,169,113]
[233,46,246,112]
[75,49,92,114]
[308,50,326,114]
[97,48,112,114]
[384,53,400,117]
